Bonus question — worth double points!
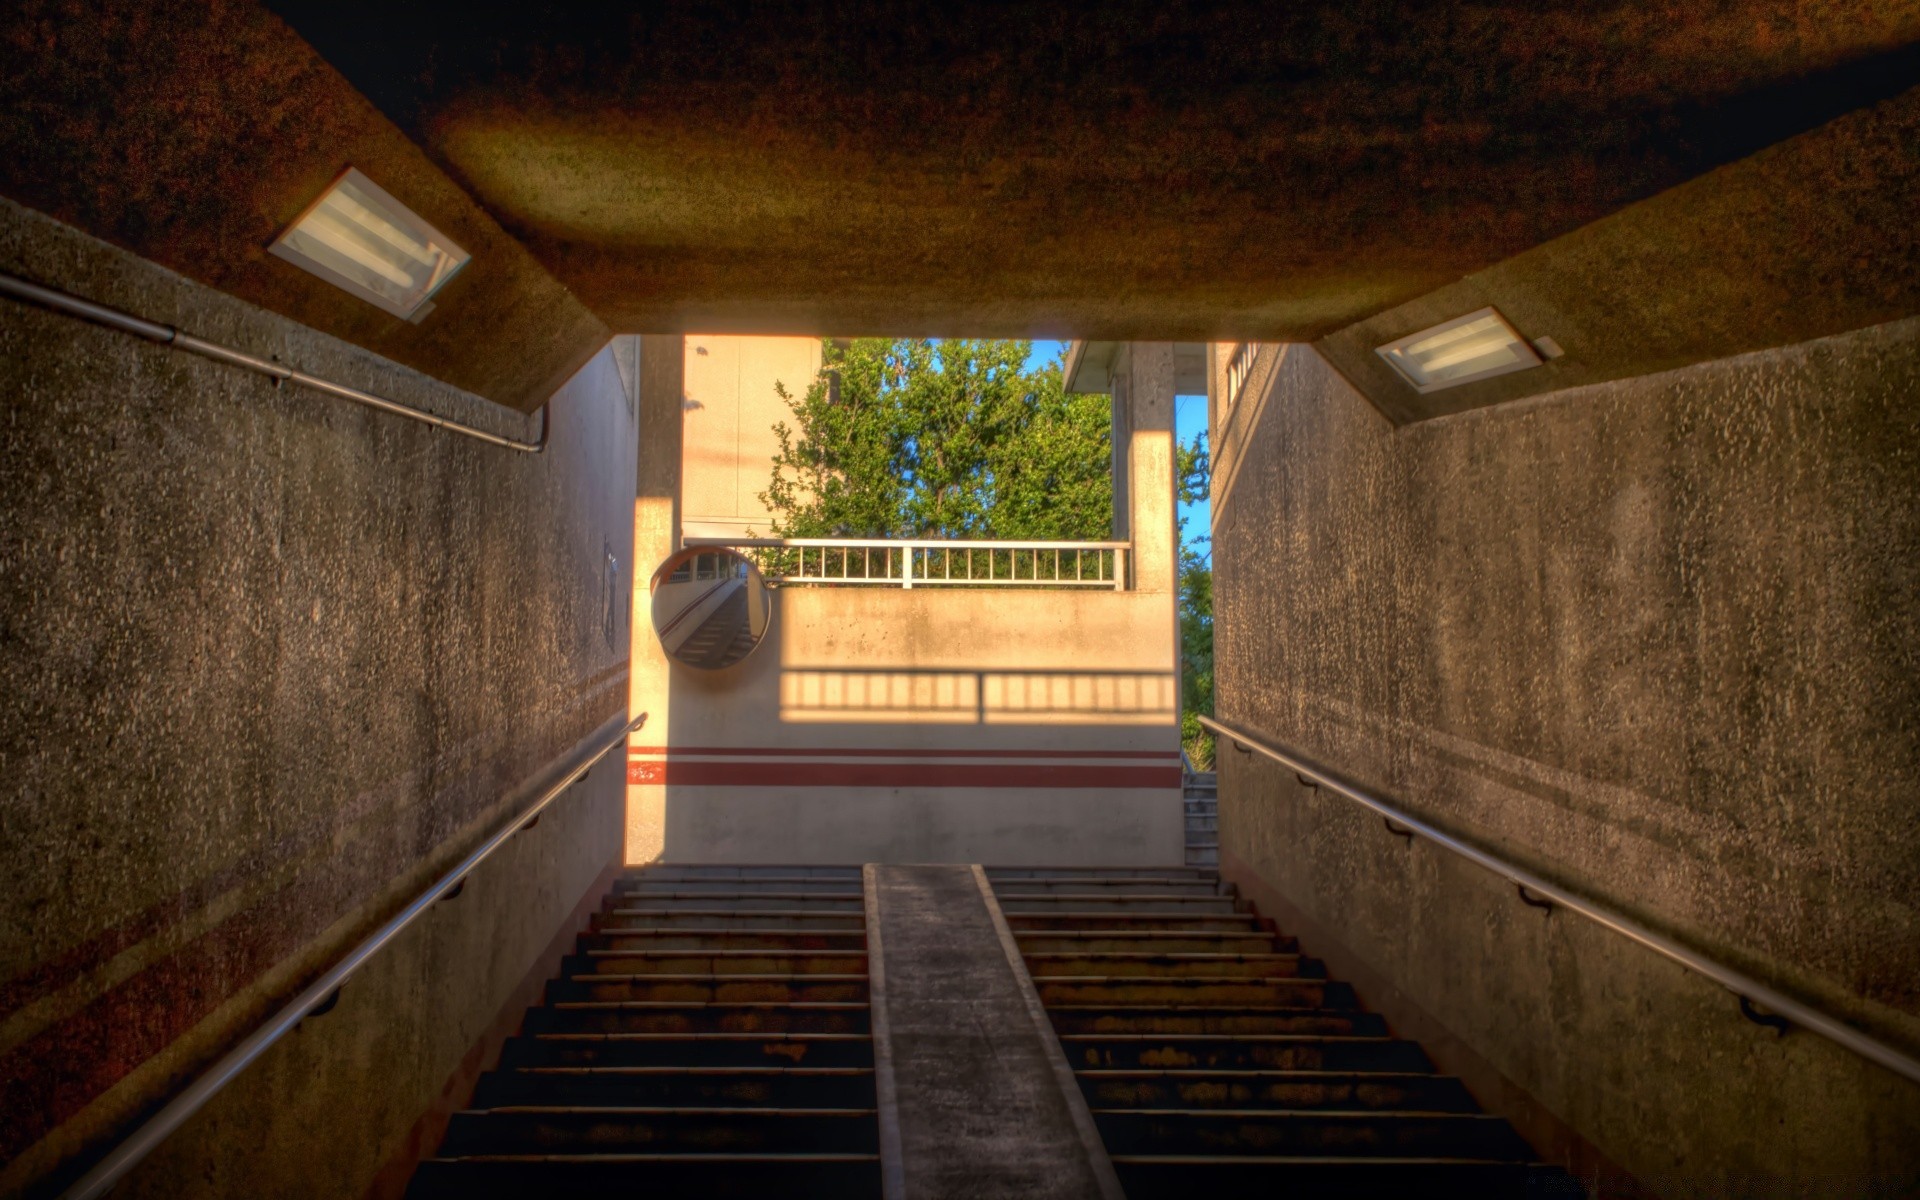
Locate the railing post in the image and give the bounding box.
[902,545,914,589]
[1114,547,1127,591]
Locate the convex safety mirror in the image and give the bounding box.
[651,548,773,669]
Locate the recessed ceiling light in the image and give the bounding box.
[1375,307,1543,393]
[269,168,469,322]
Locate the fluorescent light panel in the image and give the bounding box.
[270,168,469,320]
[1376,307,1543,393]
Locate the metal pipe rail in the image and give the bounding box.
[60,711,648,1200]
[1,271,549,452]
[685,536,1131,590]
[1196,713,1920,1088]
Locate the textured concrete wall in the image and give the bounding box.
[0,198,636,1193]
[1211,327,1920,1195]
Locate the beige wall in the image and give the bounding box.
[629,335,1182,867]
[681,335,822,539]
[628,586,1182,865]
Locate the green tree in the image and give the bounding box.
[1176,431,1214,769]
[761,339,1111,540]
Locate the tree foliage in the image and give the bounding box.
[1177,430,1214,768]
[761,338,1112,540]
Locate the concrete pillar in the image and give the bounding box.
[627,334,685,863]
[1112,342,1178,595]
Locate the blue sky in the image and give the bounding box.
[1027,340,1210,562]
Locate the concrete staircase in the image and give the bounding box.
[407,865,881,1198]
[986,865,1580,1198]
[675,587,757,669]
[1184,772,1218,868]
[410,862,1577,1198]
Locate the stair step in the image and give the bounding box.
[978,877,1223,895]
[1109,1156,1579,1200]
[623,865,863,881]
[570,950,868,975]
[474,1066,877,1108]
[1004,912,1259,932]
[986,866,1215,880]
[583,930,868,952]
[1091,1109,1534,1160]
[1050,1006,1387,1037]
[997,894,1240,913]
[529,1002,871,1036]
[1022,952,1316,978]
[594,911,866,931]
[1017,931,1292,954]
[505,1033,874,1069]
[553,974,870,1004]
[1058,1035,1430,1072]
[408,1154,881,1199]
[604,895,864,913]
[1077,1070,1476,1112]
[441,1107,880,1154]
[617,879,866,896]
[1034,977,1356,1008]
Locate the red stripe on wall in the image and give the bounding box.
[627,746,1181,760]
[626,760,1182,789]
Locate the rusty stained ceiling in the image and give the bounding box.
[268,0,1920,339]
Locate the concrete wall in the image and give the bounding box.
[626,336,1183,867]
[1210,327,1920,1195]
[628,586,1184,865]
[0,198,638,1195]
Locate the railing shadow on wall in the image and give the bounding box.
[777,667,1176,726]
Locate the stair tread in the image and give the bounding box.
[1025,952,1296,961]
[581,949,869,957]
[613,891,864,899]
[1079,1069,1452,1080]
[569,972,870,981]
[606,908,864,915]
[1049,1004,1352,1013]
[1062,1034,1410,1043]
[1092,1107,1510,1119]
[531,1031,871,1039]
[1109,1154,1538,1165]
[461,1105,878,1116]
[426,1153,881,1162]
[511,1066,873,1076]
[553,1000,870,1009]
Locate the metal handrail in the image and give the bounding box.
[59,710,647,1200]
[686,535,1131,590]
[0,270,550,453]
[1197,713,1920,1088]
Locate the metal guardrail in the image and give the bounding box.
[0,270,550,453]
[685,537,1129,590]
[59,711,647,1200]
[1197,714,1920,1088]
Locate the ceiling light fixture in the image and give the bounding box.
[1375,307,1544,392]
[269,168,469,321]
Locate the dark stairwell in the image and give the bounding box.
[407,865,881,1198]
[987,865,1582,1198]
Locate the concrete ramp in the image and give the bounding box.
[865,864,1123,1200]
